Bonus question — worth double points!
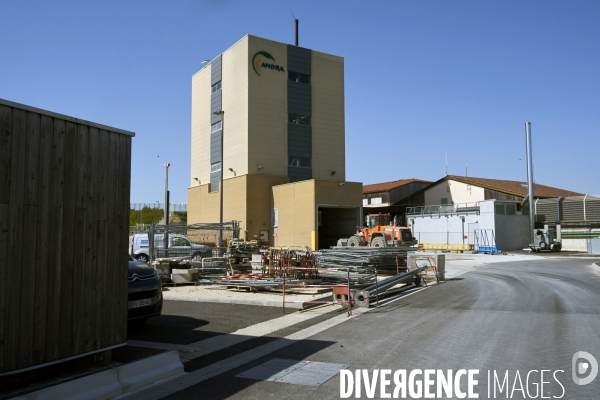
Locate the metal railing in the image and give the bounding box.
[131,203,188,212]
[406,202,480,218]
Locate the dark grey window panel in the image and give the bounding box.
[210,131,222,164]
[288,82,311,116]
[287,45,311,75]
[288,142,311,158]
[288,124,312,158]
[210,171,220,193]
[211,90,222,125]
[211,55,222,86]
[288,166,312,183]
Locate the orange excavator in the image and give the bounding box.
[344,213,417,248]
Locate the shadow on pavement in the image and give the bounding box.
[162,337,338,400]
[127,315,211,344]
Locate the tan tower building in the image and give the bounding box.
[188,35,362,249]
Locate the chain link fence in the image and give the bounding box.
[148,221,240,262]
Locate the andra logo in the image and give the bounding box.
[252,51,285,76]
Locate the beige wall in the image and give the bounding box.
[272,180,316,248]
[190,64,212,185]
[272,180,362,249]
[247,35,289,178]
[222,36,249,177]
[187,176,247,231]
[246,174,289,242]
[190,36,250,186]
[424,179,485,206]
[314,180,362,206]
[311,51,345,181]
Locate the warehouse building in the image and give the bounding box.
[188,35,362,249]
[362,178,431,226]
[404,175,584,250]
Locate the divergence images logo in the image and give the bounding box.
[252,51,284,76]
[573,351,598,385]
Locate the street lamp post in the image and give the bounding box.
[213,110,225,248]
[164,164,170,225]
[164,164,170,253]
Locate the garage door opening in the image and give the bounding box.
[317,207,359,250]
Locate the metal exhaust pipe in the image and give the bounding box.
[525,122,535,244]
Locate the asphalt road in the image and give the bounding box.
[127,301,287,345]
[162,257,600,399]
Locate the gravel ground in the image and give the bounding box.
[162,284,329,305]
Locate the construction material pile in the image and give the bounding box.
[318,268,377,286]
[316,247,414,274]
[227,239,261,273]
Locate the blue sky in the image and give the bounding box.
[1,0,598,203]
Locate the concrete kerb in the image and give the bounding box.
[115,350,185,395]
[12,369,122,400]
[13,351,185,400]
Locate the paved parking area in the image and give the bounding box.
[127,301,287,345]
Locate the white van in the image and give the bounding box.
[129,233,212,262]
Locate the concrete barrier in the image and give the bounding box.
[14,351,185,399]
[13,369,121,400]
[116,350,184,394]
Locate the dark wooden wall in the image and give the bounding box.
[0,99,133,373]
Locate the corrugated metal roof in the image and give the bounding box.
[446,175,584,198]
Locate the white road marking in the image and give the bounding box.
[121,285,438,399]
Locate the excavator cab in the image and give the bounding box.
[367,214,391,228]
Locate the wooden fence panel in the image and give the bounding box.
[0,99,133,373]
[0,105,11,204]
[59,121,78,359]
[0,205,8,371]
[18,112,41,368]
[32,115,53,365]
[0,104,11,371]
[84,127,100,352]
[72,125,89,355]
[45,118,66,363]
[105,132,120,345]
[5,108,26,372]
[96,130,110,347]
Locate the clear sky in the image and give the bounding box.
[1,0,598,203]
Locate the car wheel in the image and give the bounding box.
[136,253,149,263]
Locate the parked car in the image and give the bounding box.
[128,257,163,322]
[129,233,212,262]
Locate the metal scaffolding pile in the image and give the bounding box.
[316,247,415,274]
[317,268,377,286]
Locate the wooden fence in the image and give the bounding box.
[0,98,133,374]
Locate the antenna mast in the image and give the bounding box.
[445,151,448,176]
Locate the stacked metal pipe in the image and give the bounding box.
[316,247,415,274]
[352,267,423,308]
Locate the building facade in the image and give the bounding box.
[188,35,362,249]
